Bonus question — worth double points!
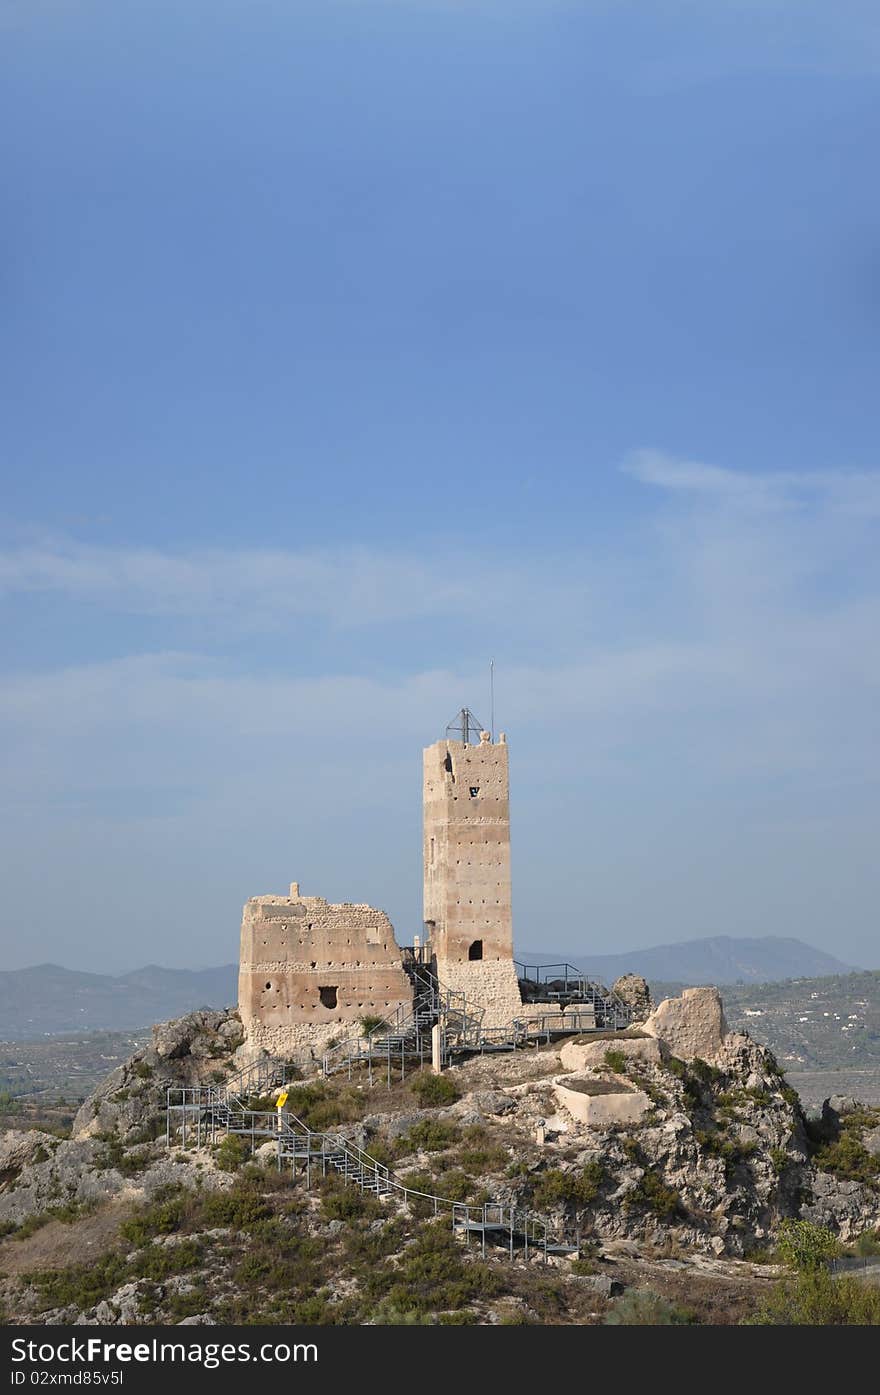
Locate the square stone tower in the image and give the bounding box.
[423,720,523,1029]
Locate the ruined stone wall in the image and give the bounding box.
[423,731,522,1027]
[238,883,413,1057]
[439,959,525,1031]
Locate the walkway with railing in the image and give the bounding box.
[516,962,631,1023]
[165,1068,570,1262]
[320,958,631,1084]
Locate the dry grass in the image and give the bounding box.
[0,1197,133,1276]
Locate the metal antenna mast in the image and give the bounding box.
[490,659,495,742]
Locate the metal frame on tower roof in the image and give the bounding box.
[445,707,486,745]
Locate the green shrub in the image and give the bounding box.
[604,1050,627,1074]
[431,1168,473,1203]
[130,1239,204,1281]
[366,1300,436,1325]
[239,1094,274,1112]
[776,1219,840,1272]
[840,1109,880,1133]
[375,1219,501,1314]
[814,1134,880,1186]
[10,1213,50,1241]
[856,1229,880,1258]
[605,1288,694,1325]
[132,1061,154,1080]
[362,1138,397,1170]
[126,1114,167,1144]
[770,1147,789,1174]
[531,1163,604,1209]
[695,1129,758,1178]
[359,1015,386,1035]
[94,1137,151,1175]
[749,1269,880,1325]
[455,1125,508,1172]
[409,1072,460,1108]
[120,1193,188,1246]
[290,1293,338,1324]
[320,1183,382,1222]
[33,1253,129,1312]
[201,1189,273,1230]
[570,1257,598,1276]
[627,1169,680,1220]
[621,1137,642,1164]
[46,1201,92,1225]
[344,1218,405,1267]
[214,1134,250,1172]
[398,1171,437,1218]
[282,1082,365,1130]
[399,1119,461,1153]
[505,1160,530,1179]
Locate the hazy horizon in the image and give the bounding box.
[2,3,879,974]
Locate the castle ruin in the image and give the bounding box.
[238,886,413,1056]
[238,713,522,1055]
[423,726,522,1029]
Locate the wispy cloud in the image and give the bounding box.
[0,538,583,630]
[626,449,880,517]
[1,452,878,969]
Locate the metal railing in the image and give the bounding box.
[320,966,486,1084]
[516,962,631,1029]
[165,1082,560,1262]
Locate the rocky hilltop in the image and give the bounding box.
[1,986,878,1326]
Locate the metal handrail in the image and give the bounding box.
[165,1087,554,1259]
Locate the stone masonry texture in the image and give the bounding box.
[423,730,523,1029]
[238,883,413,1056]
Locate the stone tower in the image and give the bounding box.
[423,720,523,1029]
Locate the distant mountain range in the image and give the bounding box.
[0,936,856,1040]
[0,963,237,1041]
[517,935,854,987]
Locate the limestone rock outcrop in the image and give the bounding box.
[611,974,653,1024]
[73,1008,243,1142]
[642,986,728,1063]
[559,1033,664,1073]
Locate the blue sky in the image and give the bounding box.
[1,1,879,972]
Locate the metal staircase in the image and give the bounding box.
[165,1076,567,1262]
[321,963,487,1084]
[319,958,632,1083]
